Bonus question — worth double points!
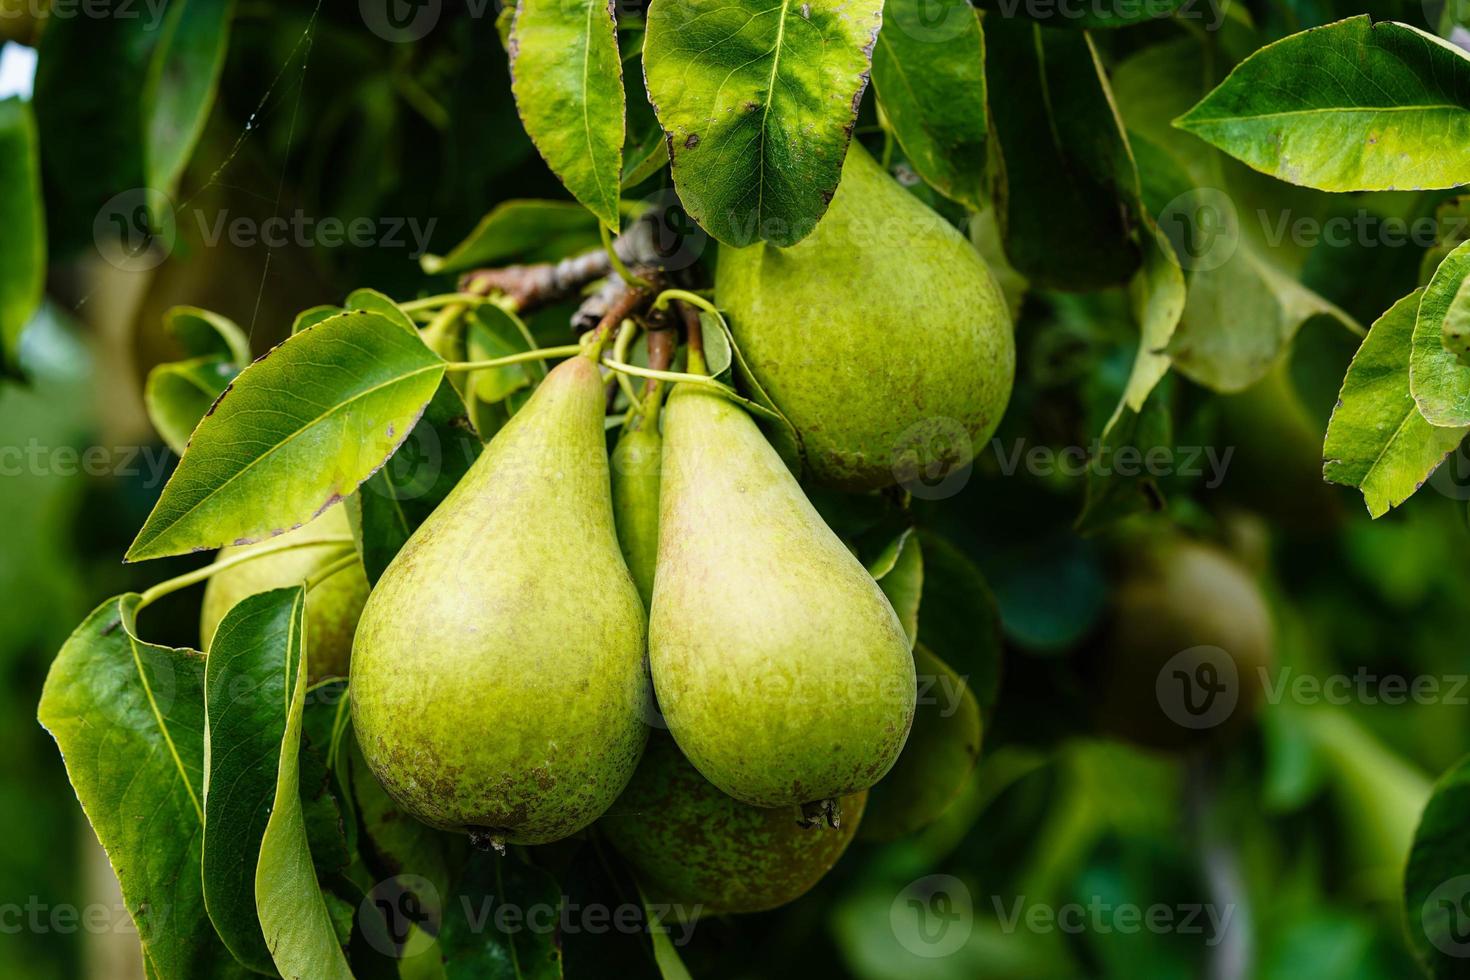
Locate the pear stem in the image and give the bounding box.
[612,319,643,413]
[676,300,705,371]
[598,357,782,422]
[601,223,654,289]
[443,345,586,373]
[305,552,359,592]
[652,288,720,319]
[134,536,356,612]
[399,292,489,314]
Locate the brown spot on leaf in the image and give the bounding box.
[685,133,700,149]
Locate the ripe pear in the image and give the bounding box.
[860,644,983,842]
[716,142,1014,491]
[611,416,662,610]
[1095,539,1274,751]
[600,734,865,915]
[350,355,651,845]
[650,381,916,807]
[200,505,367,680]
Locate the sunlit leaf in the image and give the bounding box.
[643,0,884,247]
[127,311,446,561]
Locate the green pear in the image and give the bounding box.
[716,142,1014,491]
[200,505,367,680]
[611,416,662,610]
[1095,538,1274,751]
[350,355,651,845]
[650,382,916,807]
[600,734,865,915]
[859,644,983,842]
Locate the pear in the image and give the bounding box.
[350,355,651,845]
[1095,538,1274,751]
[201,505,367,680]
[650,381,916,807]
[859,644,983,842]
[716,142,1014,491]
[611,417,662,610]
[600,734,865,915]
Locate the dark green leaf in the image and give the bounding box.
[439,852,563,979]
[1076,379,1173,533]
[126,311,446,561]
[165,306,251,365]
[870,0,988,210]
[643,0,884,246]
[144,354,240,455]
[1177,17,1470,193]
[143,0,234,196]
[251,590,354,978]
[420,200,604,274]
[916,533,1002,708]
[1405,754,1470,978]
[200,588,306,973]
[986,21,1142,289]
[38,596,248,980]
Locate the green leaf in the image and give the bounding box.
[1413,241,1470,425]
[1446,276,1470,367]
[622,47,669,189]
[702,308,802,469]
[1421,195,1470,285]
[38,596,249,980]
[201,588,308,973]
[420,199,604,274]
[144,355,241,455]
[1176,17,1470,193]
[870,0,988,211]
[357,378,483,583]
[878,533,923,648]
[466,305,535,403]
[975,0,1189,28]
[866,527,914,581]
[1327,289,1470,516]
[439,852,564,979]
[510,0,626,229]
[1115,37,1360,392]
[127,311,446,561]
[0,99,44,373]
[1405,754,1470,977]
[1109,217,1185,430]
[345,288,417,333]
[165,306,252,365]
[251,589,354,978]
[986,21,1142,290]
[1077,379,1172,534]
[643,0,884,247]
[32,3,155,256]
[294,305,343,335]
[915,533,1002,708]
[143,0,234,196]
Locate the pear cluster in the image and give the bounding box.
[208,140,1016,909]
[346,350,918,853]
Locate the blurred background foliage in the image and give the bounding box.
[5,0,1470,977]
